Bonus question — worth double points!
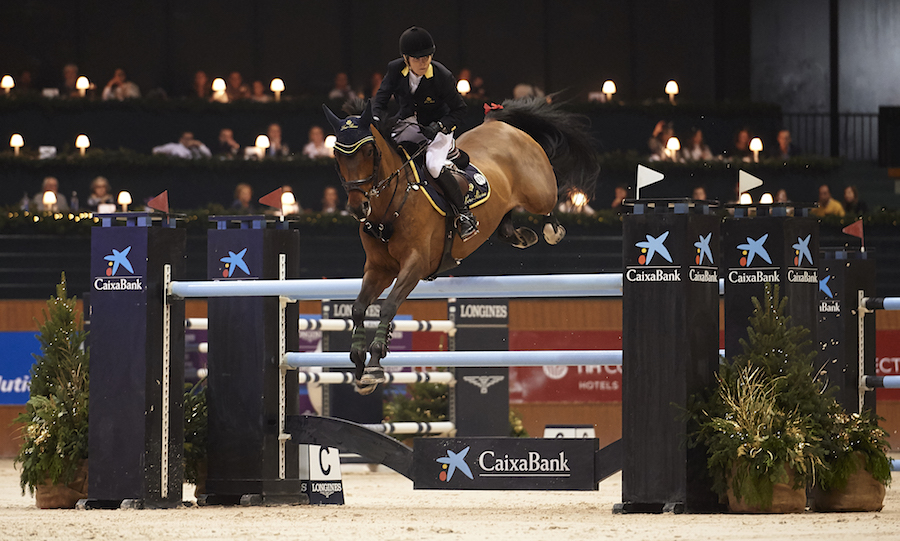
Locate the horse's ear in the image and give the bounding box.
[322,104,343,133]
[359,99,374,128]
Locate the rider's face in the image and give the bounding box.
[405,55,432,76]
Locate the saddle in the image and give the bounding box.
[398,145,491,216]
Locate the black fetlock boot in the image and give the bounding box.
[436,168,479,241]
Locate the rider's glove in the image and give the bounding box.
[421,121,443,140]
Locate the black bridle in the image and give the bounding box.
[334,141,429,240]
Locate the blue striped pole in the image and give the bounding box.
[864,375,900,389]
[863,297,900,311]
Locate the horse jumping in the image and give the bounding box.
[323,98,599,393]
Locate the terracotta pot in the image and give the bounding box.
[35,460,89,509]
[726,462,806,513]
[813,452,886,512]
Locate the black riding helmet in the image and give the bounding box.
[399,26,435,58]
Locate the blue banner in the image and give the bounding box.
[0,332,39,405]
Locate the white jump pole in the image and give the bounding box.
[361,421,455,435]
[284,350,624,368]
[297,371,455,385]
[185,318,455,334]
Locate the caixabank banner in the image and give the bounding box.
[412,437,598,490]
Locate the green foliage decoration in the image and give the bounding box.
[183,379,208,485]
[14,273,89,495]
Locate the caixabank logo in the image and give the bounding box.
[819,275,840,313]
[689,232,718,283]
[218,248,251,278]
[727,234,779,284]
[786,234,817,284]
[93,246,143,291]
[625,231,681,282]
[434,445,570,483]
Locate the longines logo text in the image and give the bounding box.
[460,304,508,318]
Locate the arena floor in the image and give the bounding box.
[0,459,898,540]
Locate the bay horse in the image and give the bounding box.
[323,97,599,393]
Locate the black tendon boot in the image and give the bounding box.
[436,168,479,241]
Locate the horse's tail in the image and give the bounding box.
[486,97,600,199]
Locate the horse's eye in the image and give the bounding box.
[364,146,373,157]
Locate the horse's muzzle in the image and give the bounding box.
[349,200,370,222]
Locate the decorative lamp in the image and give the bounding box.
[456,79,470,96]
[117,190,132,212]
[601,80,616,101]
[665,136,680,160]
[665,80,679,105]
[270,78,285,102]
[749,137,763,163]
[1,75,13,94]
[75,76,90,97]
[570,190,587,208]
[74,134,90,156]
[324,135,337,149]
[211,78,227,103]
[739,192,753,205]
[42,191,57,209]
[759,192,774,204]
[281,191,296,207]
[9,133,24,156]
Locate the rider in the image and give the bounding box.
[373,26,479,241]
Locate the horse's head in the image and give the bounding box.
[323,101,383,222]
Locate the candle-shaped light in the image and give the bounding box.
[456,79,470,96]
[74,134,90,156]
[665,80,679,105]
[211,77,227,102]
[759,192,774,204]
[255,134,270,159]
[665,136,681,160]
[739,192,753,205]
[601,80,616,102]
[570,190,587,208]
[117,190,132,212]
[75,76,90,97]
[0,75,14,94]
[9,133,24,156]
[270,78,285,102]
[749,137,763,163]
[324,135,336,149]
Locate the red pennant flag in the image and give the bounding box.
[146,190,169,213]
[258,187,284,209]
[842,219,863,240]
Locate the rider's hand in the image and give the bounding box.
[421,121,442,140]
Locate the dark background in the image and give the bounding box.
[0,1,750,103]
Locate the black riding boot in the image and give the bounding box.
[436,168,479,241]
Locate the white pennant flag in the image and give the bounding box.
[636,164,665,199]
[738,170,764,195]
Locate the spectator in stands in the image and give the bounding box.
[226,71,250,101]
[457,68,486,100]
[192,70,210,99]
[152,131,212,159]
[302,125,333,159]
[231,183,257,213]
[86,176,114,211]
[250,80,271,103]
[32,176,69,212]
[648,121,674,161]
[682,128,713,161]
[775,188,790,203]
[843,185,868,215]
[14,69,36,96]
[513,83,544,100]
[215,128,241,159]
[102,68,141,101]
[692,186,708,201]
[59,63,80,98]
[811,184,846,217]
[328,72,354,101]
[772,129,801,160]
[611,185,629,209]
[320,186,347,214]
[266,123,291,158]
[366,72,384,99]
[730,128,752,162]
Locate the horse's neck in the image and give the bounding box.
[372,151,406,213]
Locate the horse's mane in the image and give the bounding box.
[487,97,600,199]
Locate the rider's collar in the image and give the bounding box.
[400,63,434,79]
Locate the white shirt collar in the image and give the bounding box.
[408,71,423,94]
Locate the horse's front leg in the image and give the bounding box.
[361,257,429,385]
[350,267,394,390]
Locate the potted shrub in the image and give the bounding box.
[14,274,90,508]
[695,366,819,513]
[183,378,208,497]
[813,412,892,512]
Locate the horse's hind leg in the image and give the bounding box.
[351,267,394,394]
[542,213,566,245]
[496,210,538,249]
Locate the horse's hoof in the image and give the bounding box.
[512,227,538,249]
[354,381,379,395]
[350,348,367,380]
[360,366,386,385]
[543,222,566,245]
